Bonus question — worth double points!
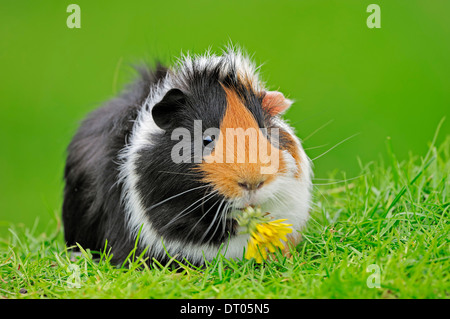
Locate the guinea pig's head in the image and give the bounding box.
[123,48,312,261]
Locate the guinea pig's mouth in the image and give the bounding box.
[229,196,270,211]
[223,190,276,220]
[222,203,248,220]
[227,204,264,219]
[234,204,256,210]
[226,192,277,220]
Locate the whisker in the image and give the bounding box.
[287,110,329,127]
[302,119,334,142]
[220,201,231,238]
[303,144,329,151]
[307,214,327,231]
[149,184,210,210]
[312,184,330,205]
[311,133,360,162]
[161,189,218,231]
[225,202,234,240]
[185,197,223,241]
[272,191,288,210]
[210,199,228,242]
[206,200,231,244]
[157,170,199,177]
[313,175,363,186]
[200,199,226,244]
[200,209,221,244]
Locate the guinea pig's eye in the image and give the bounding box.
[203,135,215,147]
[202,135,216,156]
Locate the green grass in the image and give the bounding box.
[0,134,448,299]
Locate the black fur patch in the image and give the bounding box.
[63,64,169,264]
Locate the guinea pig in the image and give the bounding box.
[62,46,313,266]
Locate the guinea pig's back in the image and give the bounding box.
[62,65,168,262]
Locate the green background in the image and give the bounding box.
[1,0,449,235]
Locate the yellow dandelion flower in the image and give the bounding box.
[235,206,293,263]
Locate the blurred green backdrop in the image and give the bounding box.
[1,0,449,235]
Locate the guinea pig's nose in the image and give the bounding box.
[238,180,265,191]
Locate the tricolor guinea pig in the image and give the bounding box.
[63,47,313,266]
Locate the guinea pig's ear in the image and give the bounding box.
[261,91,293,116]
[152,88,186,130]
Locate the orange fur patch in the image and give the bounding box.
[198,87,286,198]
